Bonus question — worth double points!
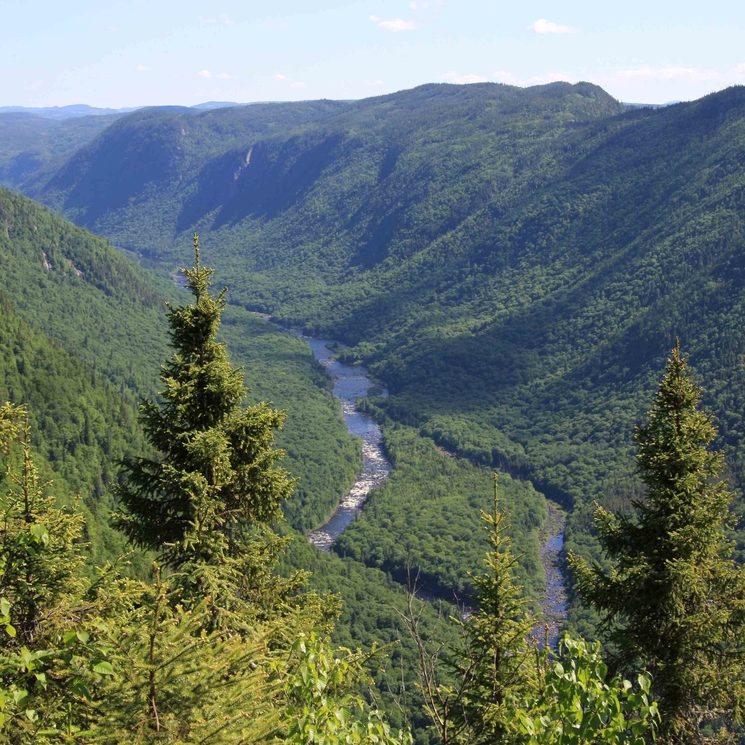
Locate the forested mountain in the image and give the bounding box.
[5,76,745,738]
[9,81,745,633]
[0,188,499,738]
[0,112,122,186]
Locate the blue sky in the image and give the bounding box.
[4,0,744,107]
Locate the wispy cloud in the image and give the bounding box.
[370,79,385,85]
[23,80,44,90]
[197,69,212,78]
[441,71,489,84]
[527,19,579,34]
[107,25,121,31]
[200,14,234,26]
[215,72,236,79]
[617,66,717,81]
[135,64,149,72]
[493,70,519,84]
[409,1,429,8]
[492,70,572,86]
[276,73,305,89]
[369,15,418,32]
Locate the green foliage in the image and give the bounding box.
[570,343,745,742]
[278,633,412,745]
[430,476,537,745]
[335,426,545,600]
[0,402,114,743]
[405,484,658,745]
[515,635,659,745]
[87,570,285,745]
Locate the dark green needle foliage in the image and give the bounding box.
[570,342,745,743]
[115,236,296,613]
[413,474,536,745]
[450,474,537,744]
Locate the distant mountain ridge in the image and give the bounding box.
[0,101,254,120]
[0,104,142,119]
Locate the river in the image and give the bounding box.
[299,332,567,643]
[167,269,567,639]
[297,335,392,551]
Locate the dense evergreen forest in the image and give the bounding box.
[1,236,742,742]
[5,80,745,630]
[3,79,745,740]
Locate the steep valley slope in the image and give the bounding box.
[6,81,745,635]
[3,188,520,739]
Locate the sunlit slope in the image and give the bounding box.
[0,188,359,536]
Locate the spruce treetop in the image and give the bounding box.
[570,341,745,742]
[115,236,294,576]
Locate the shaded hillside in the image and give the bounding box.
[0,112,122,187]
[24,100,349,255]
[19,82,745,633]
[0,188,361,535]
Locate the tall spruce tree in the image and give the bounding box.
[570,341,745,742]
[115,236,298,617]
[408,474,536,744]
[453,474,537,744]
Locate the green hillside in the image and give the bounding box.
[0,187,363,530]
[23,100,350,256]
[0,188,478,741]
[0,112,121,187]
[17,81,745,634]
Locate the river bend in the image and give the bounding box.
[297,336,392,550]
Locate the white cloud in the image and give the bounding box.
[200,14,234,26]
[107,25,121,31]
[369,15,418,32]
[732,63,745,79]
[491,70,572,86]
[197,69,212,78]
[135,64,149,72]
[528,19,579,34]
[215,72,236,79]
[617,66,717,81]
[23,80,43,90]
[371,79,385,85]
[441,71,489,84]
[276,73,305,88]
[409,1,429,8]
[493,70,518,84]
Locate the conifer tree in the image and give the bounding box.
[570,341,745,742]
[408,474,536,744]
[453,473,537,743]
[115,236,298,618]
[0,402,115,742]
